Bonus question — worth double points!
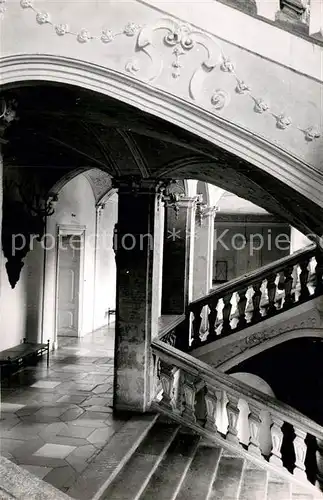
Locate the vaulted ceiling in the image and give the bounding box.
[2,83,323,236]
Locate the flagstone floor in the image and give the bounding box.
[0,324,128,494]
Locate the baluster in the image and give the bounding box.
[222,293,233,335]
[315,252,323,296]
[248,404,262,456]
[204,386,218,432]
[251,281,262,322]
[226,394,241,445]
[159,361,176,411]
[316,438,323,490]
[293,427,307,480]
[299,258,310,301]
[237,287,248,329]
[207,298,218,341]
[283,265,294,309]
[182,372,197,422]
[191,303,203,348]
[269,416,284,467]
[267,273,277,316]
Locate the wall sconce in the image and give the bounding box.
[2,180,59,288]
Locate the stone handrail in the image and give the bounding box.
[152,339,323,491]
[218,0,322,41]
[183,244,322,351]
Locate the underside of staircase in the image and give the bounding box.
[99,420,322,500]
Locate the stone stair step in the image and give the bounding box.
[208,454,245,500]
[102,422,179,500]
[140,430,200,500]
[267,474,292,500]
[239,462,268,500]
[175,444,222,500]
[67,413,158,500]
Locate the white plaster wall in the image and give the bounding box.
[93,193,118,330]
[0,224,44,350]
[43,173,96,345]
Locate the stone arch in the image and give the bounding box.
[219,328,323,372]
[1,53,322,214]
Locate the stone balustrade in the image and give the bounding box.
[164,244,322,352]
[218,0,322,40]
[152,340,323,493]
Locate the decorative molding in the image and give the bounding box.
[210,309,322,369]
[1,54,323,212]
[15,3,321,143]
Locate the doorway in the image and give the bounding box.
[56,228,85,339]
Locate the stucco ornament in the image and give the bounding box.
[55,24,69,36]
[20,0,33,8]
[253,98,269,113]
[123,22,140,37]
[235,79,251,94]
[211,89,231,110]
[125,59,140,74]
[302,126,321,142]
[101,29,114,44]
[0,0,7,19]
[275,113,292,130]
[220,57,235,73]
[16,3,322,142]
[77,29,92,43]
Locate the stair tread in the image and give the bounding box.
[103,423,178,500]
[208,455,245,500]
[67,414,158,500]
[140,431,200,500]
[175,445,222,500]
[239,463,268,500]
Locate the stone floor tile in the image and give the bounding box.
[56,395,87,405]
[43,465,78,490]
[33,443,76,459]
[11,437,48,463]
[60,407,85,422]
[1,422,48,441]
[66,443,97,462]
[57,424,95,439]
[92,384,113,394]
[70,418,108,428]
[30,381,61,389]
[81,396,113,407]
[87,426,117,447]
[0,438,26,455]
[0,417,20,431]
[0,402,25,413]
[15,405,41,417]
[21,464,53,479]
[34,406,69,419]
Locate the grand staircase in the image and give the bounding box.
[102,420,321,500]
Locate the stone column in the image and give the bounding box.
[113,178,163,412]
[193,206,217,300]
[161,196,197,314]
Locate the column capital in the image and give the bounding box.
[112,176,164,195]
[163,194,200,210]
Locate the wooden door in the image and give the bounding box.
[57,235,81,337]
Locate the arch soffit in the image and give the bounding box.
[1,54,322,210]
[219,328,323,372]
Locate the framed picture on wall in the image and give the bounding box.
[213,260,228,284]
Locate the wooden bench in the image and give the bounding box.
[0,338,50,382]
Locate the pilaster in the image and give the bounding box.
[193,206,217,300]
